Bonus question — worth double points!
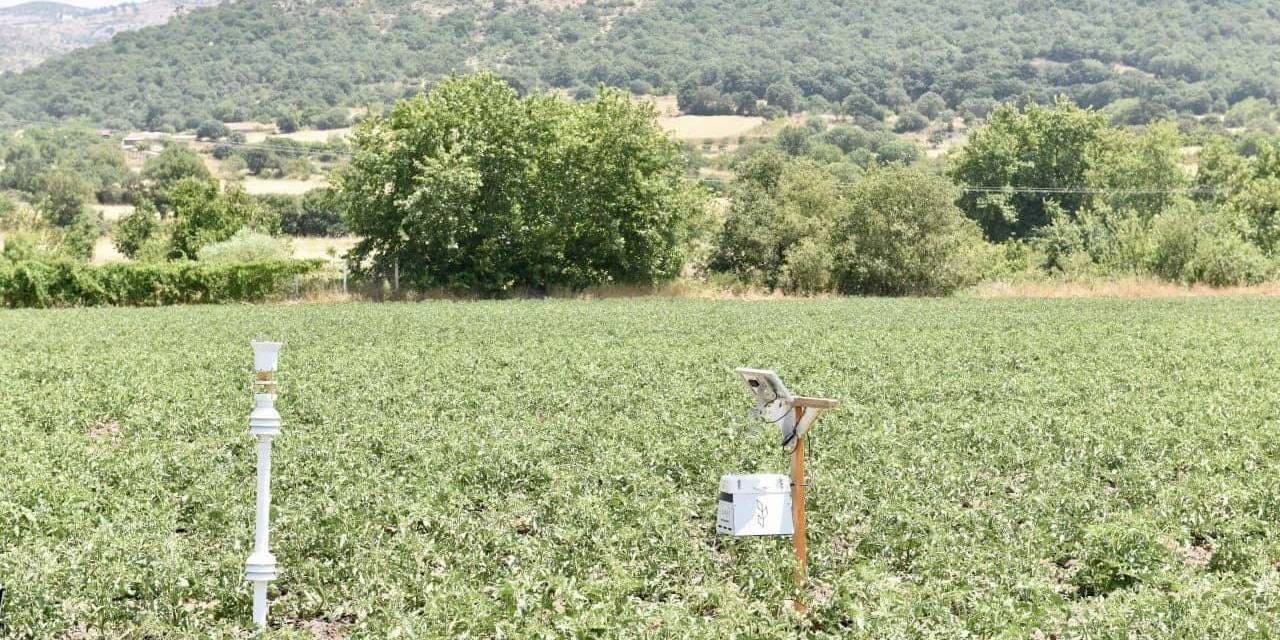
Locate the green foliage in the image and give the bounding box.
[1,231,46,262]
[1070,518,1176,597]
[339,74,701,294]
[1223,98,1275,128]
[112,199,161,259]
[1148,202,1272,287]
[778,237,834,294]
[893,110,929,133]
[831,164,990,295]
[196,228,293,264]
[0,259,321,307]
[950,100,1112,240]
[0,126,132,204]
[5,1,1280,127]
[4,298,1280,636]
[709,152,839,288]
[141,145,213,213]
[35,169,92,227]
[0,191,15,226]
[169,180,278,259]
[56,207,101,262]
[195,120,230,141]
[1200,140,1280,256]
[1086,122,1188,219]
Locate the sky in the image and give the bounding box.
[0,0,134,8]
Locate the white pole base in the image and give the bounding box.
[252,581,268,627]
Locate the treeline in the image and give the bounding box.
[335,76,1280,297]
[0,133,344,306]
[1,0,1279,129]
[0,259,321,308]
[7,75,1280,303]
[709,99,1280,292]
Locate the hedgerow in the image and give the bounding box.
[0,259,322,308]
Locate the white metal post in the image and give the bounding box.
[246,341,283,628]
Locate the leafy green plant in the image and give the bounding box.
[0,258,321,307]
[197,229,293,264]
[3,298,1280,637]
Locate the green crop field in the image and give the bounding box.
[3,298,1280,638]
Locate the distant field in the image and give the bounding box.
[92,204,134,222]
[3,298,1280,637]
[659,115,765,141]
[243,128,351,144]
[291,235,356,261]
[242,177,329,195]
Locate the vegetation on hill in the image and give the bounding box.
[1,0,1279,129]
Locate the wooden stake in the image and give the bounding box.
[791,405,808,612]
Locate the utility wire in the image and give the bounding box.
[693,175,1225,195]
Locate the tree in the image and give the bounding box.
[841,93,880,120]
[765,81,800,114]
[1086,121,1188,219]
[709,151,841,288]
[949,99,1110,240]
[915,91,947,120]
[37,170,93,227]
[831,164,990,295]
[777,126,812,157]
[338,73,702,294]
[113,199,160,259]
[893,110,929,133]
[196,120,230,141]
[168,179,275,258]
[142,145,213,214]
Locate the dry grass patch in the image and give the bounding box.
[242,177,329,196]
[970,277,1280,299]
[658,115,764,141]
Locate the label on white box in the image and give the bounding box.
[716,473,794,536]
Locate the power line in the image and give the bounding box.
[693,175,1225,196]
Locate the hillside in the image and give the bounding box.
[0,0,220,73]
[0,0,1278,129]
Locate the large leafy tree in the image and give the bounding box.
[832,164,989,295]
[142,145,213,215]
[338,73,702,294]
[949,99,1109,240]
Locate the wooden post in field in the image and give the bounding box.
[791,405,808,610]
[731,369,837,616]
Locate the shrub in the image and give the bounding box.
[339,74,701,294]
[1149,203,1272,286]
[113,200,160,259]
[832,164,991,296]
[893,110,929,133]
[779,238,834,294]
[312,108,350,130]
[281,188,347,237]
[197,229,293,264]
[0,259,322,308]
[196,120,230,141]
